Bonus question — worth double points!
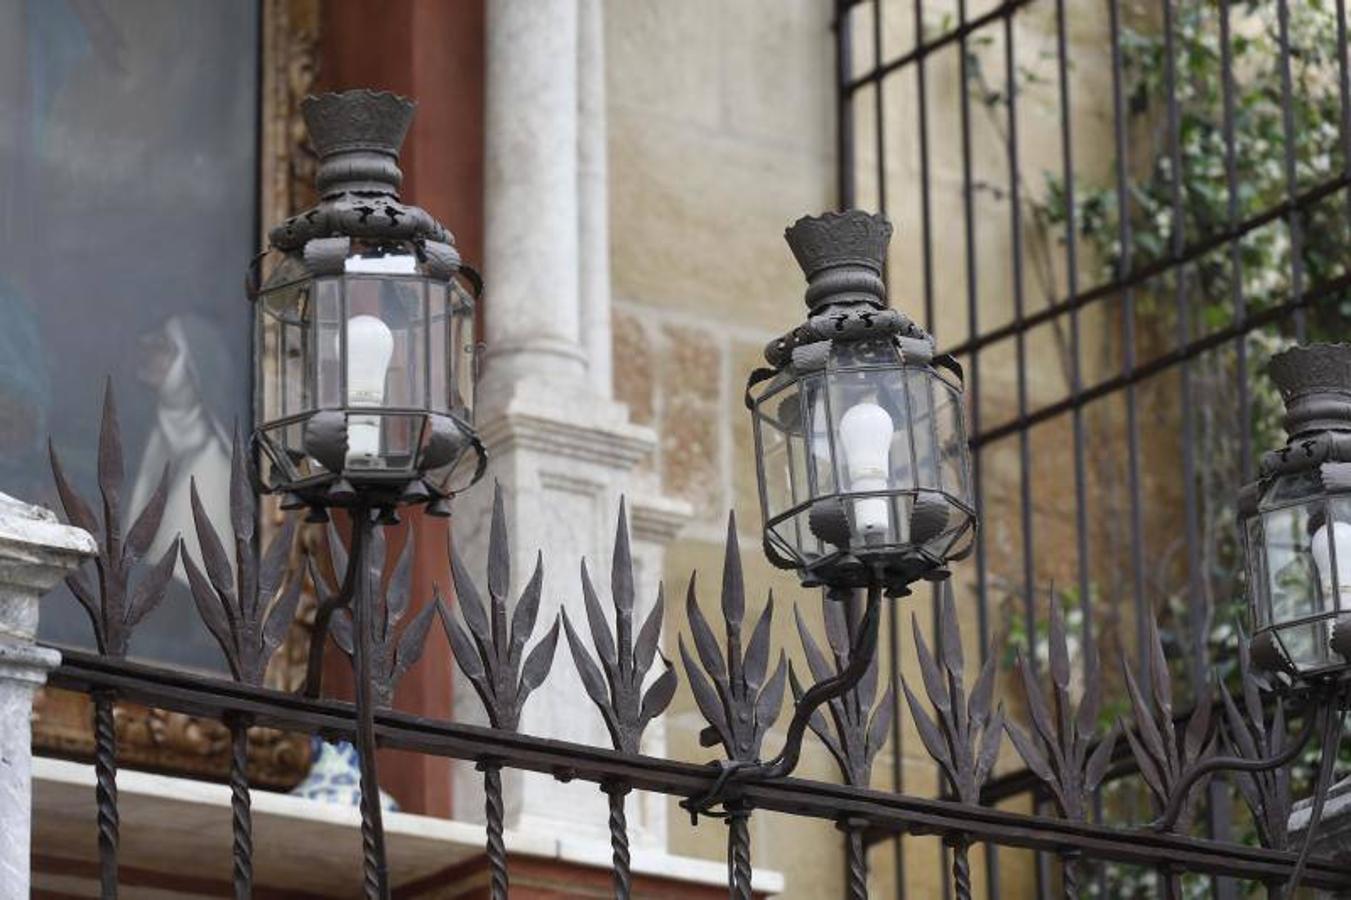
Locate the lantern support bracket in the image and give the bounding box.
[1153,695,1330,834]
[681,580,884,819]
[1152,680,1350,895]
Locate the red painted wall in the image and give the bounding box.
[317,0,485,818]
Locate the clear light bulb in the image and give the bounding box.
[839,401,894,537]
[1311,518,1351,615]
[343,314,394,464]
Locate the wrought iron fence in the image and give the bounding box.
[836,0,1351,897]
[25,2,1351,898]
[30,377,1351,899]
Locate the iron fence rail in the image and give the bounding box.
[41,647,1351,892]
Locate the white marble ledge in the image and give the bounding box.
[32,757,783,896]
[0,493,97,560]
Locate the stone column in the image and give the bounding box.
[578,0,613,398]
[482,0,585,390]
[0,494,95,897]
[458,0,691,851]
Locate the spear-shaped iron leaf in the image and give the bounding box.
[900,590,1004,805]
[1004,594,1118,822]
[561,499,677,754]
[327,523,444,707]
[182,430,304,686]
[1119,614,1217,831]
[1220,627,1292,850]
[679,512,788,763]
[49,379,180,657]
[439,484,560,731]
[791,594,895,787]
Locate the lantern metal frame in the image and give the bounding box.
[1238,343,1351,683]
[247,91,489,898]
[1146,343,1351,893]
[249,90,486,519]
[746,211,977,599]
[686,211,978,816]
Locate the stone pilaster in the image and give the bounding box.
[0,493,95,897]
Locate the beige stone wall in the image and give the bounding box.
[606,1,1126,896]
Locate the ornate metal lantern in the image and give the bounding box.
[1241,343,1351,681]
[251,90,483,517]
[747,211,975,596]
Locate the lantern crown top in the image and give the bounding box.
[302,90,414,164]
[1269,343,1351,438]
[785,210,892,279]
[267,89,451,253]
[784,210,892,312]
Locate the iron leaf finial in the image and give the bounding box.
[561,498,677,755]
[900,590,1004,806]
[182,428,304,686]
[790,595,896,787]
[440,483,560,731]
[679,512,788,763]
[325,523,442,707]
[49,379,180,657]
[1003,594,1117,824]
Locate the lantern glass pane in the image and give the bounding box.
[1262,502,1326,670]
[450,280,477,419]
[341,276,428,411]
[757,409,792,521]
[378,412,424,472]
[787,428,810,511]
[1245,514,1271,629]
[315,278,342,408]
[257,279,313,470]
[934,378,969,502]
[1265,471,1321,506]
[771,506,823,562]
[802,376,836,496]
[826,366,907,491]
[425,435,477,496]
[430,283,449,412]
[829,338,897,369]
[906,370,939,490]
[928,514,974,559]
[1325,498,1351,614]
[258,301,281,430]
[281,316,308,463]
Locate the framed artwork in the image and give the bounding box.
[2,0,322,785]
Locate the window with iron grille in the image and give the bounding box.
[836,0,1351,895]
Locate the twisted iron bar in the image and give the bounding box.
[348,511,389,900]
[481,762,508,900]
[1160,863,1182,900]
[93,689,119,899]
[227,713,254,900]
[1060,851,1080,900]
[948,837,972,900]
[840,819,868,900]
[727,802,753,900]
[604,784,632,900]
